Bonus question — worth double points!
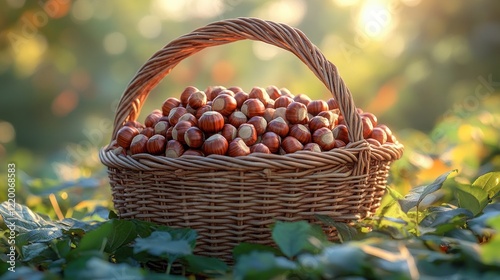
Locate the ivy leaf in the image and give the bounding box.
[315,215,359,242]
[233,251,297,279]
[399,170,456,213]
[455,184,489,216]
[272,221,312,258]
[419,206,473,235]
[472,172,500,199]
[133,231,192,260]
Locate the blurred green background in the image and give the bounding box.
[0,0,499,219]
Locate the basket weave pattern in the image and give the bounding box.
[100,17,403,260]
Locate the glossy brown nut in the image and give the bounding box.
[140,127,155,138]
[228,137,250,157]
[247,116,267,135]
[154,121,170,136]
[261,131,281,153]
[237,123,258,146]
[308,116,330,132]
[144,110,162,127]
[274,96,294,109]
[184,126,205,148]
[303,142,322,152]
[370,127,387,145]
[228,111,248,128]
[240,99,265,118]
[361,112,378,127]
[130,134,149,154]
[317,111,339,129]
[312,127,335,151]
[266,99,275,109]
[332,124,349,144]
[165,139,185,158]
[182,149,204,157]
[326,98,339,110]
[161,97,181,116]
[178,113,198,126]
[307,100,329,116]
[286,102,308,124]
[116,126,140,148]
[361,116,374,139]
[167,106,187,126]
[263,108,275,123]
[221,124,238,142]
[334,139,346,148]
[265,85,281,100]
[212,93,237,116]
[227,86,243,94]
[267,117,290,138]
[366,138,381,147]
[249,87,270,106]
[202,134,229,155]
[195,105,212,119]
[280,88,294,99]
[166,126,174,140]
[250,143,271,154]
[198,111,225,133]
[377,124,393,137]
[205,86,227,101]
[233,91,249,108]
[171,121,192,144]
[281,136,303,154]
[180,86,199,107]
[187,90,207,109]
[124,120,145,129]
[293,93,311,106]
[288,124,311,144]
[147,134,166,155]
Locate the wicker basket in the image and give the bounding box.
[100,17,404,261]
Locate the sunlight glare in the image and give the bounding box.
[358,1,392,39]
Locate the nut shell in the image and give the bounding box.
[281,136,303,154]
[370,127,387,144]
[221,124,238,142]
[180,86,199,107]
[286,102,308,124]
[332,124,349,144]
[147,134,166,155]
[171,120,192,144]
[228,137,250,157]
[248,87,270,106]
[308,116,330,132]
[228,111,248,128]
[237,123,258,146]
[165,139,185,158]
[293,93,311,106]
[240,99,265,118]
[247,116,267,135]
[202,134,229,155]
[130,134,149,154]
[267,117,289,138]
[265,85,281,100]
[161,97,181,116]
[274,96,294,108]
[307,100,329,116]
[116,126,140,148]
[250,143,271,154]
[312,127,335,151]
[289,124,311,144]
[198,111,225,133]
[261,131,281,154]
[168,107,187,126]
[144,110,162,127]
[303,142,322,152]
[187,90,207,109]
[212,93,237,116]
[184,126,205,148]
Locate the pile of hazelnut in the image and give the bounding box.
[112,86,398,158]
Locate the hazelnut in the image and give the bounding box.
[293,93,311,106]
[317,111,338,129]
[165,139,185,158]
[370,127,387,145]
[140,127,155,138]
[361,116,374,139]
[303,142,322,152]
[366,138,381,147]
[334,139,346,148]
[377,124,393,138]
[130,134,149,154]
[288,124,311,144]
[228,137,250,157]
[266,99,275,109]
[274,96,294,108]
[168,106,187,126]
[249,87,270,106]
[261,131,281,154]
[182,149,204,157]
[247,116,267,135]
[212,93,237,116]
[205,86,226,101]
[280,88,294,99]
[185,104,197,115]
[198,111,225,133]
[171,120,192,144]
[307,100,329,116]
[116,126,139,148]
[281,136,303,154]
[154,121,170,136]
[184,126,205,148]
[178,113,198,126]
[326,98,339,110]
[272,107,287,121]
[234,91,249,108]
[308,116,330,132]
[227,86,243,94]
[202,134,229,155]
[166,126,174,140]
[265,85,281,100]
[332,124,349,144]
[195,105,212,119]
[144,110,162,127]
[228,111,248,128]
[312,127,335,151]
[361,112,378,127]
[161,97,181,116]
[240,99,265,118]
[180,86,199,107]
[267,117,289,138]
[221,124,238,142]
[250,143,271,154]
[286,102,308,124]
[187,90,207,109]
[147,134,166,155]
[237,123,258,146]
[263,108,275,123]
[124,120,145,130]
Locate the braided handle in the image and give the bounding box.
[110,17,363,143]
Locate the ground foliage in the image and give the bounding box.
[1,171,499,279]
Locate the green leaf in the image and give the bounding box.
[315,215,359,242]
[419,207,473,234]
[182,255,228,276]
[233,251,297,279]
[472,172,500,199]
[482,215,500,265]
[272,221,311,258]
[399,170,456,213]
[133,231,192,260]
[319,244,366,277]
[455,184,489,216]
[233,243,283,260]
[64,257,145,280]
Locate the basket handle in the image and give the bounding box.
[110,17,363,144]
